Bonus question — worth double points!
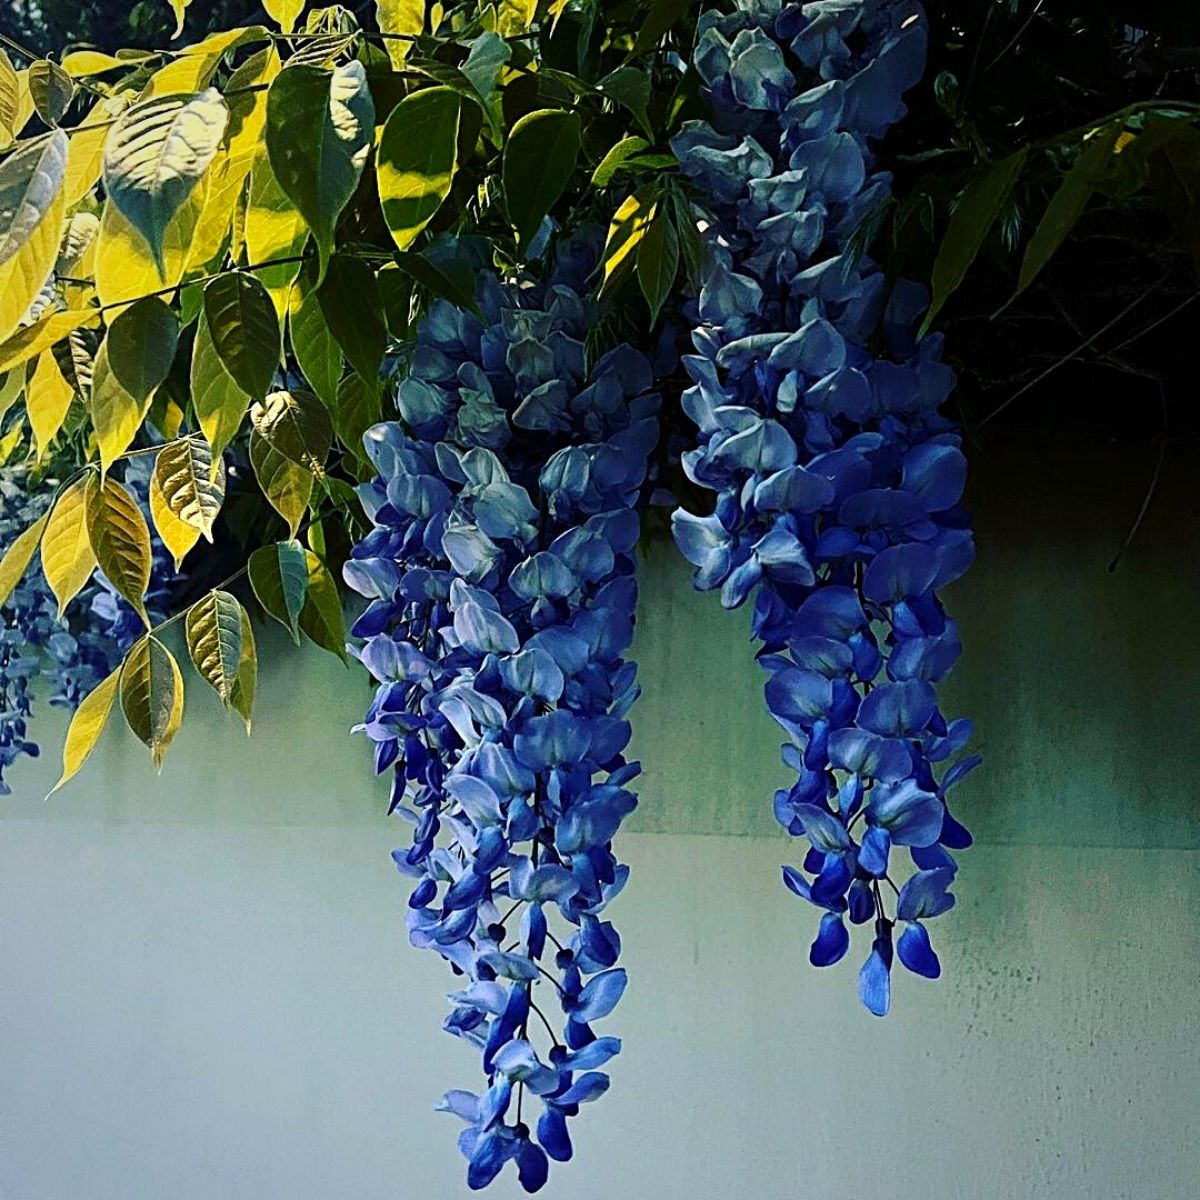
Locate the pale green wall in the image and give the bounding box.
[1,426,1197,1199]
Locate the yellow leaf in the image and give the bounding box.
[141,28,267,99]
[599,189,656,298]
[0,366,24,422]
[153,434,225,539]
[0,510,48,607]
[40,476,97,616]
[64,96,130,209]
[0,50,18,139]
[376,0,424,68]
[229,603,256,733]
[249,431,312,536]
[60,51,139,78]
[149,466,200,569]
[168,0,191,38]
[27,349,74,454]
[50,666,121,793]
[85,473,151,626]
[94,183,206,314]
[244,152,308,317]
[264,0,306,34]
[298,548,346,662]
[120,635,184,768]
[0,131,69,344]
[0,309,98,376]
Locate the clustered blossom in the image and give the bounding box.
[345,235,657,1191]
[0,460,177,793]
[671,0,979,1014]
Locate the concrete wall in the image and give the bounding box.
[2,427,1198,1199]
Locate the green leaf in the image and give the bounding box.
[91,296,180,473]
[120,635,184,768]
[28,60,74,126]
[458,32,510,140]
[316,256,386,384]
[376,264,412,338]
[153,435,225,540]
[0,511,49,608]
[201,270,281,399]
[298,549,346,661]
[40,476,97,616]
[669,189,706,286]
[377,87,461,253]
[591,136,650,187]
[250,432,313,536]
[598,187,656,297]
[0,130,68,344]
[393,241,479,312]
[264,62,374,282]
[248,538,308,643]
[503,109,581,251]
[376,0,424,69]
[185,588,243,703]
[921,148,1028,337]
[192,309,252,461]
[50,665,120,793]
[629,0,692,58]
[289,279,342,408]
[85,473,152,626]
[1017,127,1120,297]
[102,89,230,276]
[244,153,309,316]
[597,67,652,139]
[249,388,332,476]
[229,603,257,733]
[333,370,382,471]
[636,205,679,326]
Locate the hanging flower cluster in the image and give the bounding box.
[344,234,658,1192]
[0,459,178,793]
[670,0,979,1015]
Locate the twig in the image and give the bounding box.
[977,273,1169,428]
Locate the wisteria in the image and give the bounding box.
[345,234,657,1191]
[670,0,979,1014]
[0,461,178,793]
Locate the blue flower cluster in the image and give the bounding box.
[670,0,979,1014]
[0,460,177,793]
[345,235,657,1191]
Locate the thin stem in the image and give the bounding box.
[977,273,1169,428]
[94,254,308,314]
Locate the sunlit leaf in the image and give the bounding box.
[0,511,48,608]
[265,62,374,281]
[60,51,137,77]
[0,130,68,343]
[0,367,23,422]
[376,0,424,68]
[27,349,74,455]
[249,388,332,476]
[457,32,510,139]
[142,27,267,98]
[120,635,184,768]
[50,665,121,793]
[149,467,201,569]
[102,88,229,276]
[299,548,346,661]
[153,434,225,540]
[248,538,308,643]
[0,309,97,376]
[85,472,151,626]
[244,152,309,316]
[0,50,19,139]
[185,588,243,703]
[40,475,97,616]
[167,0,192,38]
[378,87,461,253]
[591,136,650,188]
[64,95,129,208]
[503,108,581,251]
[91,297,180,473]
[265,0,307,33]
[599,187,656,297]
